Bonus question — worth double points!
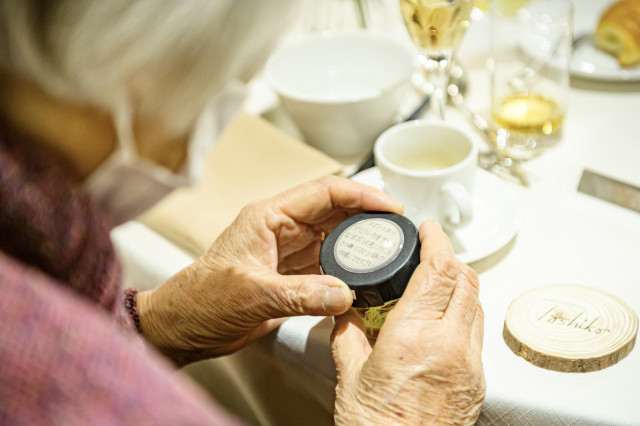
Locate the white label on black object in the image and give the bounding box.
[334,218,404,273]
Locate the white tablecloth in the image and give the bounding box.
[112,2,640,424]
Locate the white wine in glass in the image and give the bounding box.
[399,0,472,118]
[492,93,564,136]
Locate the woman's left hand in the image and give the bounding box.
[137,176,403,365]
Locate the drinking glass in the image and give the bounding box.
[399,0,473,119]
[489,0,573,159]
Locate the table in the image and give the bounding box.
[111,2,640,424]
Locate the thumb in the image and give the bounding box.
[331,310,371,389]
[261,273,353,318]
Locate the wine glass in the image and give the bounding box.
[489,0,573,159]
[399,0,473,119]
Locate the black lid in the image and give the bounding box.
[319,212,420,308]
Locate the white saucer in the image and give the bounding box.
[351,167,521,264]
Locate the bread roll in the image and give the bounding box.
[594,0,640,67]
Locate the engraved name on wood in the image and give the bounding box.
[503,284,638,372]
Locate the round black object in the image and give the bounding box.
[319,211,420,308]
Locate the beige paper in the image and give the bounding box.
[138,111,343,256]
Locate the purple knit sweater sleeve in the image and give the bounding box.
[0,253,244,425]
[0,120,245,424]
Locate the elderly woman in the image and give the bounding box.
[0,0,485,424]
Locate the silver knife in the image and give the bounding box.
[577,169,640,213]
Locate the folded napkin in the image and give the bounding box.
[138,111,343,256]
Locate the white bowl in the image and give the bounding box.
[265,30,415,157]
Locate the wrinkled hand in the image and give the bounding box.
[331,221,485,425]
[137,176,403,365]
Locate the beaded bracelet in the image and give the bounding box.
[124,288,142,334]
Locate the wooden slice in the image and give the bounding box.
[503,284,638,372]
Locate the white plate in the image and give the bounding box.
[571,35,640,82]
[351,167,521,264]
[570,0,640,82]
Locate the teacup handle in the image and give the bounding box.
[439,182,473,230]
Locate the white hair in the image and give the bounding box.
[0,0,304,136]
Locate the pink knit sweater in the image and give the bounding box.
[0,122,243,425]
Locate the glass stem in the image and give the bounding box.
[429,57,449,120]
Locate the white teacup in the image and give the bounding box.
[374,120,478,230]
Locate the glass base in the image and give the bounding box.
[503,131,562,160]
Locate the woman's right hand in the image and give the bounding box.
[331,221,485,425]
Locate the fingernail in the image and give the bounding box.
[323,285,351,313]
